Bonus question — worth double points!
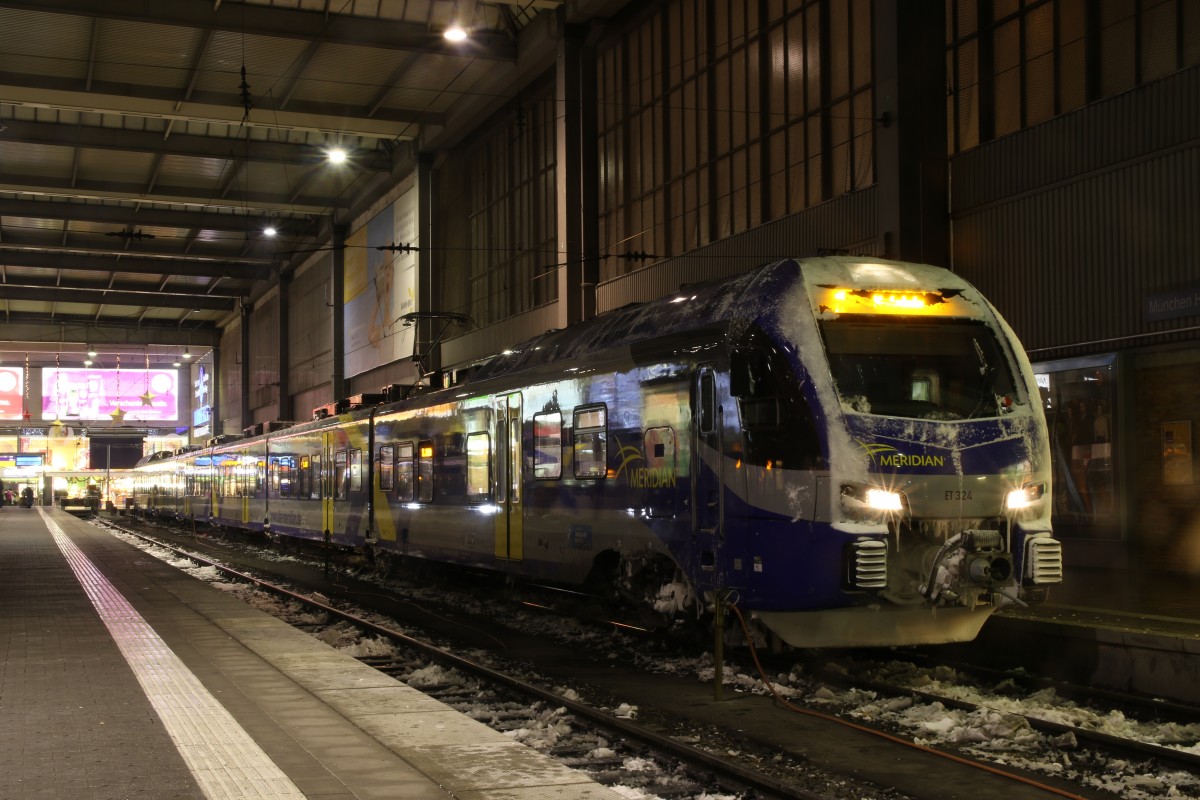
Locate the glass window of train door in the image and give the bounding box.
[466,433,490,500]
[335,449,348,500]
[508,394,521,502]
[350,449,362,492]
[298,455,309,498]
[397,441,414,501]
[310,453,322,500]
[496,418,508,503]
[417,441,434,503]
[379,445,395,491]
[699,371,716,434]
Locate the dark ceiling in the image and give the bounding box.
[0,0,614,362]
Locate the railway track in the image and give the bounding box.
[96,517,832,800]
[98,515,1198,800]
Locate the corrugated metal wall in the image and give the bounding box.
[217,322,241,434]
[288,256,334,399]
[951,64,1200,359]
[248,295,279,422]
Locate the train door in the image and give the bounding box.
[692,367,723,585]
[320,431,335,537]
[493,392,524,561]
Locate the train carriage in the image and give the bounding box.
[133,256,1062,649]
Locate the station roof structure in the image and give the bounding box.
[0,0,605,355]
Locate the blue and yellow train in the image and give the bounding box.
[132,256,1062,648]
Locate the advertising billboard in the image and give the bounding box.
[41,368,179,422]
[0,366,24,420]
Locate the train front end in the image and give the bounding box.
[754,258,1062,647]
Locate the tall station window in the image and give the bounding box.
[596,0,872,274]
[947,0,1200,154]
[455,81,558,328]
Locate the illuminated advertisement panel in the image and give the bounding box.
[41,368,179,422]
[0,367,24,420]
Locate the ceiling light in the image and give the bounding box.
[444,24,468,42]
[183,349,193,360]
[264,226,277,237]
[326,147,348,165]
[86,345,97,357]
[84,359,93,367]
[173,360,182,367]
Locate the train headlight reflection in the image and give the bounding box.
[1005,482,1045,510]
[841,484,906,516]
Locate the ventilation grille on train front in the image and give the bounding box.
[849,539,888,589]
[1024,535,1063,584]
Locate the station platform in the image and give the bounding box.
[0,506,624,800]
[957,560,1200,706]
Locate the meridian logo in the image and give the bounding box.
[856,439,946,469]
[613,436,677,488]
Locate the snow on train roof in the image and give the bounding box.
[463,256,988,386]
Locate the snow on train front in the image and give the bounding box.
[753,257,1062,648]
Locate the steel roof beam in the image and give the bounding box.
[0,198,301,234]
[0,0,517,61]
[0,284,235,311]
[0,174,340,215]
[0,249,275,281]
[2,274,248,299]
[0,119,392,173]
[0,236,275,265]
[0,80,442,139]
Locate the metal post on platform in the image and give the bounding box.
[713,588,727,701]
[323,529,332,579]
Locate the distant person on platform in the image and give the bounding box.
[22,486,34,508]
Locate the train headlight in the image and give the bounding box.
[841,484,906,516]
[1005,482,1045,511]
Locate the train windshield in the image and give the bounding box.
[820,318,1017,420]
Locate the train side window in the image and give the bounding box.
[573,406,607,478]
[466,433,490,499]
[733,330,825,469]
[255,459,265,497]
[350,449,362,492]
[310,453,322,499]
[417,441,434,502]
[397,441,415,501]
[533,411,562,479]
[379,445,394,491]
[334,449,348,500]
[298,455,309,498]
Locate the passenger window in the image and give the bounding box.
[574,406,607,478]
[310,453,322,499]
[466,433,490,499]
[733,329,825,470]
[396,441,415,502]
[379,445,394,491]
[417,441,434,502]
[533,411,563,479]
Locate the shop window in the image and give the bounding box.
[1033,355,1118,538]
